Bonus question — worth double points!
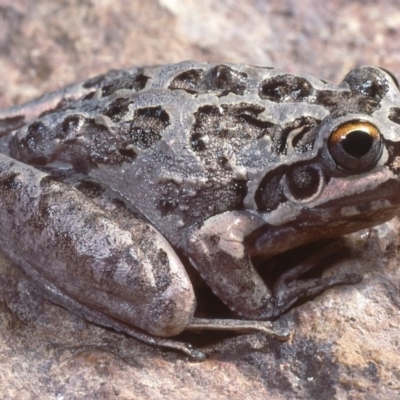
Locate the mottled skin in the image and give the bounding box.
[1,61,400,358]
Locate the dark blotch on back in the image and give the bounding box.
[82,69,149,95]
[11,111,145,171]
[118,147,137,159]
[168,69,204,94]
[58,115,114,171]
[328,97,382,118]
[259,75,312,102]
[314,90,351,111]
[61,115,82,137]
[0,115,25,134]
[379,67,400,89]
[74,179,105,198]
[0,171,24,218]
[169,65,248,96]
[83,73,108,89]
[190,103,273,153]
[205,65,248,95]
[389,107,400,125]
[101,71,150,97]
[39,98,77,118]
[158,180,181,216]
[11,121,50,165]
[0,172,22,191]
[133,73,150,90]
[82,91,96,101]
[117,106,170,149]
[343,67,389,99]
[104,97,131,122]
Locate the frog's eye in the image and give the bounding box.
[328,121,382,171]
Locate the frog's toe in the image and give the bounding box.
[273,273,363,313]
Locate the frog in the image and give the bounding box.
[1,61,400,360]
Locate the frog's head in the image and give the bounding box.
[251,67,400,255]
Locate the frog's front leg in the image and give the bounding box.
[187,211,361,320]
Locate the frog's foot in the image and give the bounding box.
[113,321,206,361]
[41,277,206,361]
[271,272,362,317]
[186,318,290,341]
[269,241,362,317]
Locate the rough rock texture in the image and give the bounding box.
[0,1,400,399]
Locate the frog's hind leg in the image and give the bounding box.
[272,241,362,316]
[0,154,200,358]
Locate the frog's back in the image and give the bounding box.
[3,61,394,244]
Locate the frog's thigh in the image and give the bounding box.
[187,211,275,319]
[99,218,197,337]
[0,154,195,337]
[53,217,197,338]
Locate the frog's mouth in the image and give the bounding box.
[312,175,400,219]
[298,175,400,238]
[247,178,400,259]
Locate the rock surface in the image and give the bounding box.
[0,1,400,398]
